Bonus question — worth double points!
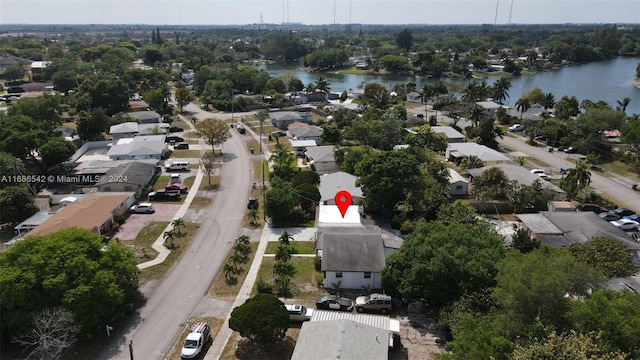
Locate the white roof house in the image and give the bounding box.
[106,135,166,160]
[317,204,362,227]
[446,142,511,166]
[432,126,465,143]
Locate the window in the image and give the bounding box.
[335,272,343,278]
[364,272,371,279]
[456,185,463,190]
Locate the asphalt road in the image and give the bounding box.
[500,134,640,213]
[99,104,252,360]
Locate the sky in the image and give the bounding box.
[1,0,639,26]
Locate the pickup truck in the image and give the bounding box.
[148,189,181,201]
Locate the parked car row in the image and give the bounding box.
[313,293,393,314]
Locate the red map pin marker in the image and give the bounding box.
[335,190,352,218]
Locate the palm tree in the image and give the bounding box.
[303,83,315,96]
[278,231,293,246]
[223,263,236,281]
[491,77,512,105]
[272,261,295,278]
[275,244,291,262]
[515,97,531,119]
[541,92,556,110]
[420,84,434,115]
[560,160,592,200]
[460,155,484,170]
[468,104,486,127]
[230,252,243,272]
[234,242,251,262]
[515,156,528,166]
[247,209,259,226]
[616,97,631,112]
[314,76,331,99]
[237,234,250,246]
[171,218,185,236]
[163,229,176,249]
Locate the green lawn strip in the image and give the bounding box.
[251,160,269,182]
[120,221,165,266]
[252,257,326,303]
[139,222,201,282]
[241,187,266,229]
[208,242,260,302]
[264,241,316,254]
[170,149,201,158]
[597,159,637,178]
[245,139,261,155]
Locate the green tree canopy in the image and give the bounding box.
[569,237,635,278]
[228,293,289,346]
[194,117,231,154]
[0,228,139,337]
[39,137,76,172]
[0,185,38,225]
[76,108,110,142]
[511,330,625,360]
[381,221,505,308]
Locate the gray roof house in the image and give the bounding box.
[291,320,388,360]
[406,91,422,103]
[476,100,503,115]
[269,111,304,129]
[106,135,166,160]
[432,126,465,143]
[109,122,139,140]
[467,164,565,200]
[96,162,156,196]
[126,110,162,124]
[516,211,640,266]
[446,142,511,166]
[305,145,339,174]
[317,227,386,289]
[288,125,323,143]
[319,171,364,205]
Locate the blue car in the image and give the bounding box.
[623,214,640,222]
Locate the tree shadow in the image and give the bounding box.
[235,337,296,360]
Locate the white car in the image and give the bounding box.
[508,124,525,132]
[129,203,155,214]
[530,169,546,175]
[285,304,314,322]
[181,322,211,359]
[609,219,640,231]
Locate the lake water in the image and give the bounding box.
[259,56,640,115]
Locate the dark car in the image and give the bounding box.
[599,212,621,221]
[148,189,181,201]
[247,197,259,210]
[169,126,184,133]
[577,203,608,214]
[316,295,354,312]
[548,140,560,147]
[165,136,185,143]
[563,146,576,153]
[534,135,547,142]
[174,142,189,150]
[610,208,635,217]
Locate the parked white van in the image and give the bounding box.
[166,161,189,172]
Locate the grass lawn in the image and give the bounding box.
[170,149,201,158]
[208,242,260,302]
[253,257,325,304]
[264,241,316,254]
[251,160,269,182]
[242,187,266,229]
[190,196,213,210]
[220,329,298,360]
[334,66,371,75]
[120,221,165,266]
[139,222,201,282]
[597,159,638,178]
[245,139,262,155]
[167,317,224,360]
[200,175,221,191]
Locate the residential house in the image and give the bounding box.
[292,319,388,360]
[126,110,162,124]
[319,172,364,205]
[95,161,156,196]
[106,135,166,160]
[291,140,318,157]
[432,126,465,143]
[467,164,565,200]
[24,193,133,238]
[316,227,386,289]
[305,145,339,174]
[406,91,422,103]
[476,100,503,115]
[446,142,511,167]
[109,122,139,140]
[448,168,469,196]
[29,61,49,77]
[270,111,304,129]
[516,211,640,266]
[128,99,149,112]
[288,125,323,144]
[0,54,32,77]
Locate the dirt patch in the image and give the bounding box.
[115,203,182,240]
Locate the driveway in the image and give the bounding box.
[116,204,183,240]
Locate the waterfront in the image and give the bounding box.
[260,56,640,115]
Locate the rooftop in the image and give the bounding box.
[319,172,363,203]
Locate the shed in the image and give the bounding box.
[448,168,468,196]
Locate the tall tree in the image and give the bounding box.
[569,237,634,278]
[13,307,80,360]
[560,159,591,200]
[194,117,231,154]
[39,137,76,173]
[515,96,531,119]
[229,293,289,346]
[0,186,38,224]
[76,108,109,141]
[381,221,505,308]
[491,77,511,105]
[395,28,413,53]
[269,144,297,182]
[174,87,195,112]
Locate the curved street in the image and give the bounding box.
[99,104,253,360]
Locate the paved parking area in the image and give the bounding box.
[115,203,182,240]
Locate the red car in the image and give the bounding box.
[166,183,188,194]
